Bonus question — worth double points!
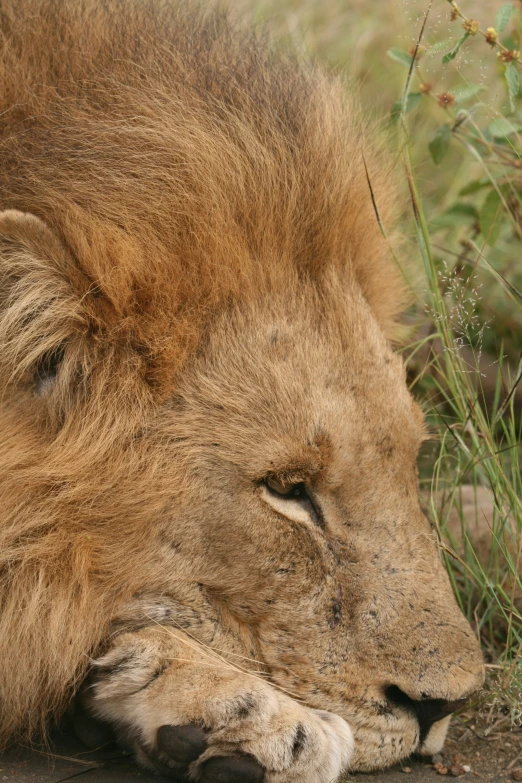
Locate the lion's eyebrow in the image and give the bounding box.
[263,466,314,485]
[257,432,333,484]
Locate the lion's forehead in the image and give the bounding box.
[177,286,417,428]
[167,355,421,503]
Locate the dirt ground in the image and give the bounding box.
[0,718,520,783]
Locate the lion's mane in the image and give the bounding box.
[0,0,402,744]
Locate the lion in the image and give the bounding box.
[0,1,484,780]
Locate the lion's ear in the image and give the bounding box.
[0,210,86,391]
[0,210,70,264]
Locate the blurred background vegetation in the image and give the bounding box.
[237,0,522,726]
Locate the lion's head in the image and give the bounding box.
[0,0,483,771]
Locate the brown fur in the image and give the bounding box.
[0,1,483,777]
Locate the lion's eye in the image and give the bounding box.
[266,477,304,497]
[261,478,324,528]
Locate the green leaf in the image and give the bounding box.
[431,203,479,230]
[390,92,422,123]
[502,35,517,51]
[496,3,513,32]
[442,33,470,64]
[390,102,402,124]
[427,38,453,55]
[407,92,422,110]
[488,117,522,138]
[459,178,490,196]
[428,124,452,164]
[452,83,486,103]
[479,189,503,247]
[505,62,520,112]
[387,48,413,68]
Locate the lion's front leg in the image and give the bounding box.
[85,625,353,783]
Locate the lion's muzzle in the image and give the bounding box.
[386,686,467,745]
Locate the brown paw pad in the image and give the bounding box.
[157,724,209,765]
[200,754,265,783]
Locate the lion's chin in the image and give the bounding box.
[347,716,419,771]
[417,714,452,756]
[348,713,452,771]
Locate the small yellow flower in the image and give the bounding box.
[438,92,455,108]
[450,8,459,21]
[419,82,432,94]
[462,19,480,35]
[497,48,520,62]
[485,27,498,47]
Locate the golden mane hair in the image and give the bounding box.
[0,0,402,397]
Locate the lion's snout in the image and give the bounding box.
[380,631,485,707]
[337,546,485,770]
[345,636,484,770]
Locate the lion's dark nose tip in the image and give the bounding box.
[385,686,467,743]
[413,697,466,741]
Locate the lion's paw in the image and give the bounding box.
[137,706,352,783]
[88,636,353,783]
[140,724,264,782]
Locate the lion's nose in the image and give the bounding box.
[385,686,466,743]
